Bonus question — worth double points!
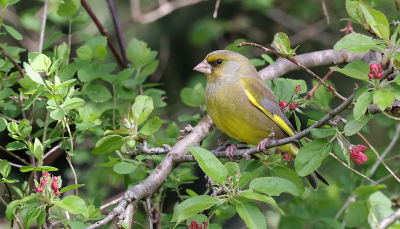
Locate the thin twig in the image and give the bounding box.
[329,153,378,185]
[38,0,49,53]
[0,159,23,168]
[373,208,400,229]
[357,132,400,183]
[382,111,400,121]
[81,0,125,70]
[66,155,79,196]
[0,46,25,77]
[0,113,20,123]
[42,145,61,160]
[107,0,129,67]
[334,195,356,220]
[370,123,400,175]
[100,196,123,210]
[238,42,347,101]
[304,68,335,99]
[0,145,30,166]
[321,0,330,24]
[213,0,221,18]
[146,197,153,229]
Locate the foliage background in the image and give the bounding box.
[1,0,400,228]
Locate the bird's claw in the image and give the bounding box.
[257,138,270,155]
[226,144,237,161]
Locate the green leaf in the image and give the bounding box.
[6,196,34,220]
[50,109,65,120]
[224,162,240,177]
[0,117,6,131]
[354,91,373,122]
[20,166,58,172]
[355,184,386,198]
[131,95,154,125]
[57,1,78,17]
[126,38,157,68]
[0,88,12,100]
[359,4,390,41]
[140,116,162,136]
[261,54,274,65]
[36,209,46,227]
[113,162,136,174]
[0,160,11,178]
[310,128,336,138]
[85,84,112,103]
[92,135,124,155]
[95,45,107,60]
[55,195,89,218]
[273,32,297,57]
[76,45,93,61]
[28,52,51,72]
[60,184,85,193]
[330,60,370,82]
[239,190,284,215]
[188,146,228,184]
[54,79,76,89]
[273,78,295,102]
[48,57,63,75]
[4,25,22,40]
[318,218,345,229]
[6,141,27,151]
[344,112,373,136]
[250,58,265,67]
[180,83,205,107]
[271,166,304,191]
[236,202,267,229]
[345,201,368,228]
[6,0,20,6]
[62,98,85,110]
[346,0,364,25]
[294,138,332,176]
[334,33,378,53]
[25,207,42,229]
[172,195,210,222]
[238,171,258,187]
[23,62,44,85]
[249,177,302,196]
[173,196,222,228]
[373,90,394,111]
[33,138,44,161]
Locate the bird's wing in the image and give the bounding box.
[239,77,296,137]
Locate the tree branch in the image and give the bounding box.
[81,0,125,70]
[373,208,400,229]
[107,0,129,67]
[0,45,25,78]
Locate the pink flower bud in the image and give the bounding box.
[53,190,61,196]
[370,63,379,73]
[40,178,47,186]
[368,73,373,79]
[36,186,43,193]
[190,221,198,227]
[295,85,301,94]
[350,148,367,165]
[51,182,58,191]
[196,227,202,229]
[274,148,281,154]
[378,64,382,72]
[43,172,50,177]
[375,73,383,79]
[282,154,291,160]
[355,144,367,152]
[290,103,296,111]
[279,101,288,109]
[52,176,58,182]
[201,222,208,229]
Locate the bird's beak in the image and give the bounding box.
[193,60,212,74]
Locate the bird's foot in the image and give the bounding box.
[226,144,237,161]
[257,138,270,155]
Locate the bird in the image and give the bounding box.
[193,50,329,190]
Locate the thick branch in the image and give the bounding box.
[84,116,215,229]
[258,49,365,81]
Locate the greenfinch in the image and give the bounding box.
[194,50,329,190]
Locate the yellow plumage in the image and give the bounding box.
[194,50,328,189]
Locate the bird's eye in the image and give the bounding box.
[216,59,223,64]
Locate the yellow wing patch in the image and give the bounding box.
[241,80,295,137]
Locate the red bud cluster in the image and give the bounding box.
[282,154,291,160]
[295,85,301,94]
[35,172,62,197]
[368,63,383,79]
[279,101,288,110]
[350,144,368,165]
[188,221,208,229]
[290,103,296,111]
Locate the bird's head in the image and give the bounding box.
[193,50,258,82]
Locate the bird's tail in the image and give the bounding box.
[279,143,330,190]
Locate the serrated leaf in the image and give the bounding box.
[330,60,370,82]
[334,33,377,53]
[55,195,89,218]
[91,135,124,155]
[359,4,390,41]
[236,202,267,229]
[188,146,228,184]
[249,177,302,196]
[294,139,332,176]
